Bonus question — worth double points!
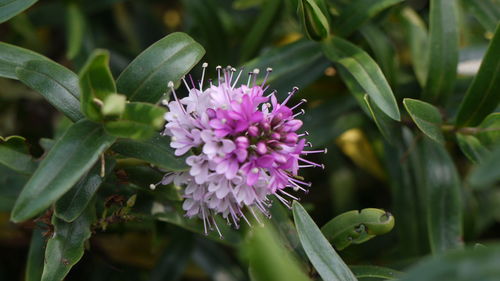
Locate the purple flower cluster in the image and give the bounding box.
[156,64,325,237]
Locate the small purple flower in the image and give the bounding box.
[155,64,326,238]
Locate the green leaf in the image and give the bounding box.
[298,0,330,41]
[469,145,500,188]
[322,36,400,121]
[243,40,330,98]
[79,49,117,121]
[54,158,115,222]
[403,98,445,144]
[292,202,358,281]
[11,120,116,223]
[41,203,95,281]
[0,41,48,79]
[476,113,500,148]
[364,94,399,145]
[246,224,310,281]
[240,0,282,61]
[350,265,402,280]
[104,102,166,140]
[332,0,403,37]
[421,138,463,254]
[111,135,189,171]
[320,208,395,251]
[16,59,84,122]
[25,226,46,281]
[400,244,500,281]
[455,24,500,126]
[461,0,500,33]
[423,0,459,102]
[65,3,85,59]
[399,7,429,87]
[0,136,37,175]
[456,134,488,164]
[116,32,205,103]
[149,232,194,281]
[0,0,37,24]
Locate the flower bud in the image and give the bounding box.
[297,0,330,41]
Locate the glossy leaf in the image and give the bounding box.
[79,49,116,121]
[16,59,84,122]
[0,0,37,24]
[322,36,400,121]
[54,158,115,222]
[25,227,45,281]
[0,137,37,175]
[298,0,330,41]
[461,0,500,33]
[321,208,395,250]
[11,120,116,223]
[423,0,459,102]
[104,102,166,140]
[333,0,403,37]
[65,3,85,59]
[292,202,357,281]
[455,25,500,126]
[403,98,445,144]
[244,40,329,98]
[364,94,399,145]
[111,135,189,171]
[240,0,282,61]
[350,265,402,280]
[456,134,488,164]
[149,232,194,281]
[246,223,310,281]
[400,244,500,281]
[0,41,48,79]
[41,204,95,281]
[476,113,500,148]
[421,138,463,254]
[400,7,429,87]
[116,32,205,103]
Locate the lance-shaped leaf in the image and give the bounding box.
[112,135,189,171]
[104,102,166,140]
[292,202,357,281]
[0,41,48,79]
[79,49,117,121]
[476,113,500,148]
[321,208,395,250]
[400,7,429,87]
[403,98,445,144]
[11,120,116,222]
[25,226,46,281]
[322,36,400,121]
[400,244,500,281]
[0,0,37,24]
[350,265,402,280]
[0,136,37,175]
[298,0,330,41]
[461,0,500,33]
[243,40,329,98]
[421,138,463,254]
[364,95,399,145]
[16,59,84,122]
[455,25,500,127]
[54,158,115,222]
[422,0,459,103]
[41,203,95,281]
[65,2,85,59]
[116,32,205,103]
[333,0,403,37]
[456,134,488,164]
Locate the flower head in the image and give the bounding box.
[156,64,325,237]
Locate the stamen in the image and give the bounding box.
[231,68,244,89]
[212,216,223,239]
[200,62,208,90]
[274,193,291,209]
[293,109,305,118]
[290,99,308,111]
[216,65,222,86]
[168,81,186,115]
[248,206,263,226]
[201,205,208,235]
[298,131,309,137]
[281,86,299,106]
[301,148,327,154]
[261,67,272,87]
[181,76,191,92]
[279,189,299,201]
[252,68,260,86]
[298,157,322,168]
